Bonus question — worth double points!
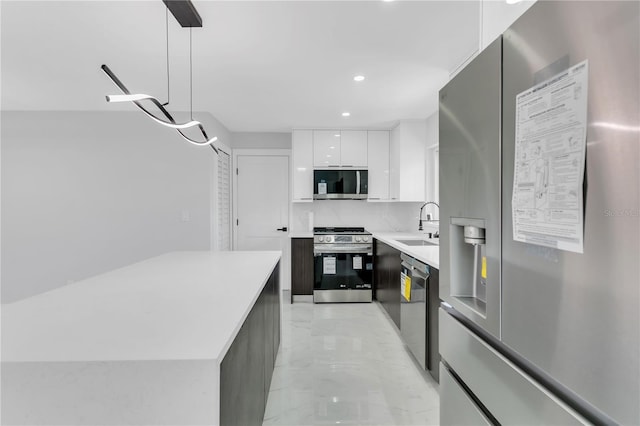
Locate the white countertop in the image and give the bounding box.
[371,232,440,269]
[289,231,313,238]
[2,251,281,363]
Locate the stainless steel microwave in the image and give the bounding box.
[313,170,368,200]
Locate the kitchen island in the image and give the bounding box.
[1,251,281,425]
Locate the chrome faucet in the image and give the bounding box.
[419,202,440,232]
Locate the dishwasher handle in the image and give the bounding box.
[412,267,430,280]
[400,253,430,280]
[412,259,430,280]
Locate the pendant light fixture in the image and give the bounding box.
[101,0,218,153]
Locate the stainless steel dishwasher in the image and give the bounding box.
[400,253,429,370]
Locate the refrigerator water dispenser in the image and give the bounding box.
[449,218,487,316]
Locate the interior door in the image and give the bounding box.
[235,152,290,293]
[235,154,289,251]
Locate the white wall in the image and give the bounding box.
[231,132,291,149]
[449,0,537,79]
[481,0,537,50]
[1,111,223,303]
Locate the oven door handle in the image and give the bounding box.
[314,247,373,255]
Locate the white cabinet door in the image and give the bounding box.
[398,120,426,201]
[424,112,440,205]
[313,130,341,168]
[367,130,390,200]
[389,126,401,200]
[292,130,314,202]
[340,130,368,168]
[389,120,426,201]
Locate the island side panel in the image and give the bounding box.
[220,262,281,426]
[1,359,219,425]
[264,263,280,404]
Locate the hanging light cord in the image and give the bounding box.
[479,0,484,52]
[190,27,193,121]
[163,8,170,106]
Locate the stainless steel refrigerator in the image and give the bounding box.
[438,1,639,424]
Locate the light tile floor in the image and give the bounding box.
[263,301,440,425]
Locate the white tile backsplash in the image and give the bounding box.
[291,201,427,233]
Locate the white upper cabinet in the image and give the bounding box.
[367,130,390,200]
[292,130,314,202]
[389,120,426,202]
[313,130,368,168]
[293,125,424,203]
[340,130,368,168]
[313,130,341,168]
[424,112,439,205]
[389,126,401,200]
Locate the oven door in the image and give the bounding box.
[313,245,373,302]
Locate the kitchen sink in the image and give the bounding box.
[396,239,438,246]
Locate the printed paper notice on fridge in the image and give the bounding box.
[323,256,336,274]
[512,60,588,254]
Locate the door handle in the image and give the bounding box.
[277,227,288,232]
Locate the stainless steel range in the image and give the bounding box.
[313,227,373,303]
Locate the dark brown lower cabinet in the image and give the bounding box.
[374,239,402,329]
[375,239,440,383]
[220,263,280,426]
[291,238,314,302]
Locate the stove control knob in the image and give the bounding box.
[362,236,369,242]
[318,236,325,242]
[355,236,362,242]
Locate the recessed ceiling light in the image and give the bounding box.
[354,75,365,82]
[342,112,351,117]
[382,0,394,2]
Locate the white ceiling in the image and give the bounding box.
[1,1,480,132]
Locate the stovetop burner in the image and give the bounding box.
[314,227,368,234]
